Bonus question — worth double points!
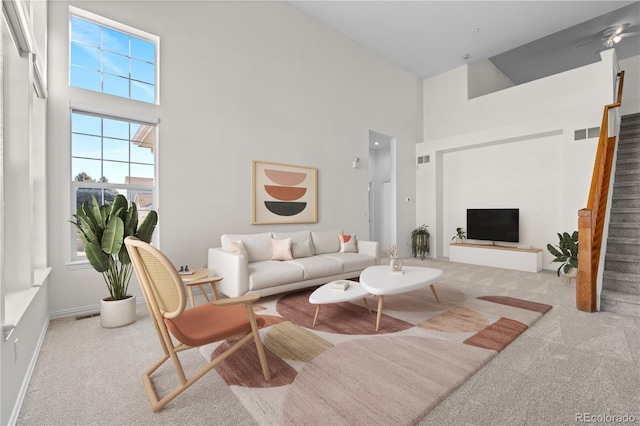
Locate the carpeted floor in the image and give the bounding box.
[17,257,640,425]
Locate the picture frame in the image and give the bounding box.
[251,160,317,224]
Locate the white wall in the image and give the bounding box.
[417,50,635,270]
[619,55,640,117]
[46,1,422,315]
[467,59,515,99]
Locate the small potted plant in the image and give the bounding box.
[547,231,578,283]
[385,244,403,272]
[411,224,430,260]
[71,194,158,328]
[452,227,466,243]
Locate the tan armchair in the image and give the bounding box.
[124,236,271,412]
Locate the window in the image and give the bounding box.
[69,9,158,103]
[70,111,156,261]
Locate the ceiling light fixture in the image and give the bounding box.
[613,35,622,43]
[462,54,470,60]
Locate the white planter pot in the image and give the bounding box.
[100,295,136,328]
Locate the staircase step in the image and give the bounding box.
[614,169,640,182]
[608,222,640,238]
[604,253,640,274]
[600,290,640,317]
[609,208,640,223]
[615,158,640,172]
[602,271,640,295]
[612,197,640,209]
[605,238,640,256]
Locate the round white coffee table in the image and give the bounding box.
[360,265,443,331]
[308,280,372,326]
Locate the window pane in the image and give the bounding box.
[72,134,101,159]
[131,144,154,164]
[131,59,155,84]
[72,158,101,182]
[103,138,129,162]
[70,42,100,70]
[102,51,129,78]
[131,37,155,63]
[103,118,129,140]
[103,74,129,98]
[130,81,155,103]
[102,27,129,56]
[103,160,129,184]
[131,189,154,211]
[70,66,102,92]
[69,14,157,104]
[130,164,154,183]
[72,113,101,136]
[71,16,100,47]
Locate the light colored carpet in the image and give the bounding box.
[17,257,640,425]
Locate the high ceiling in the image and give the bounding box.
[290,1,640,84]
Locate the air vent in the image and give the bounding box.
[75,312,100,321]
[574,127,601,140]
[417,155,430,164]
[574,129,587,140]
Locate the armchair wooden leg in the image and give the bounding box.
[246,304,271,381]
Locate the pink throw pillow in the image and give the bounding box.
[271,238,293,261]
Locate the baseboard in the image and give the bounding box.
[8,316,50,426]
[49,295,146,319]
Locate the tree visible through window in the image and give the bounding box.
[70,13,157,103]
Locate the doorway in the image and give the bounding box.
[369,130,395,250]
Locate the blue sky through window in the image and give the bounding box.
[71,112,155,185]
[70,15,157,103]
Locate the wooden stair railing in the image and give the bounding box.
[577,70,625,312]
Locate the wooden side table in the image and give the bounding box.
[180,269,223,307]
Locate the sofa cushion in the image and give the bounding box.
[248,261,305,291]
[222,232,273,262]
[273,231,314,258]
[319,252,376,274]
[291,239,314,258]
[288,256,343,280]
[271,238,293,261]
[338,233,358,253]
[311,229,342,254]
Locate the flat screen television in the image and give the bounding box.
[466,208,519,243]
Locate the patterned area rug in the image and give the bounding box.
[199,283,552,425]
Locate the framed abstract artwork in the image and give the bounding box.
[251,160,318,224]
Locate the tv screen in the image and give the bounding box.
[466,208,519,243]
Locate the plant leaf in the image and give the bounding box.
[84,241,111,273]
[102,217,124,255]
[136,211,158,243]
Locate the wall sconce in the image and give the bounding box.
[352,157,360,169]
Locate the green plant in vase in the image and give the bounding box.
[546,231,578,277]
[411,224,430,260]
[71,194,158,300]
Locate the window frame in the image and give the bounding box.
[68,6,160,105]
[69,107,158,264]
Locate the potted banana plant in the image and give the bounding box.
[71,194,158,328]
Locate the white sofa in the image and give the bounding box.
[208,229,380,297]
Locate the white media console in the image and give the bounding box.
[449,243,543,273]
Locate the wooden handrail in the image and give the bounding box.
[577,70,624,312]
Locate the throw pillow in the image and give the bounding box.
[271,238,293,261]
[229,240,248,258]
[291,238,314,258]
[338,233,358,253]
